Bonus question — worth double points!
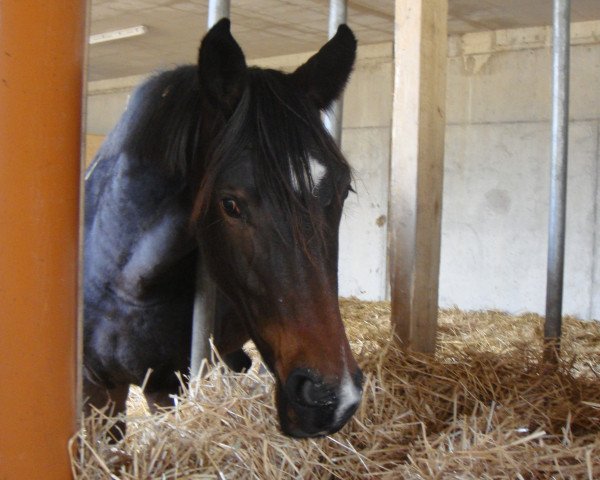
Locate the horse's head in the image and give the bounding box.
[193,19,361,438]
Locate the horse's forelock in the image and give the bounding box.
[193,68,349,255]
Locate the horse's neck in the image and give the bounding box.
[86,152,197,300]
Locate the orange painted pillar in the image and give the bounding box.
[0,1,86,478]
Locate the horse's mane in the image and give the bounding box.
[102,64,350,248]
[197,68,348,210]
[98,65,202,177]
[195,67,351,253]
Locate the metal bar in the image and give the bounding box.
[0,1,85,477]
[190,250,217,376]
[322,0,348,145]
[208,0,231,28]
[544,0,571,361]
[191,0,231,377]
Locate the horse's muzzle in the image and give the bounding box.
[277,367,363,438]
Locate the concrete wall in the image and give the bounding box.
[86,21,600,320]
[442,22,600,320]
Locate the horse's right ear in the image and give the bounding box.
[198,18,247,116]
[290,24,357,111]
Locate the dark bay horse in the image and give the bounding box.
[84,19,362,438]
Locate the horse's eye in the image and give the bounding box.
[341,185,354,201]
[221,198,242,218]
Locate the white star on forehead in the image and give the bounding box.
[291,156,327,193]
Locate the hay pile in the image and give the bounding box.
[71,300,600,479]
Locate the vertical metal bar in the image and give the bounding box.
[190,249,217,376]
[191,0,231,377]
[322,0,348,145]
[0,1,85,477]
[208,0,231,28]
[544,0,571,361]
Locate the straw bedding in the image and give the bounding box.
[71,300,600,479]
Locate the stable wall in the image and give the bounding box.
[86,21,600,320]
[442,22,600,321]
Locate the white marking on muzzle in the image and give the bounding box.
[291,156,327,193]
[334,349,361,425]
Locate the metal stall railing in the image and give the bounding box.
[544,0,571,363]
[323,0,348,146]
[190,0,231,377]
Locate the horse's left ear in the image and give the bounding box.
[290,24,357,110]
[198,18,247,115]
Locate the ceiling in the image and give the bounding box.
[89,0,600,81]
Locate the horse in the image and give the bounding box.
[83,18,362,439]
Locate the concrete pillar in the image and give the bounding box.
[388,0,447,353]
[0,1,85,478]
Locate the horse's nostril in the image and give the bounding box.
[299,378,334,407]
[288,369,335,408]
[280,368,362,438]
[298,378,316,406]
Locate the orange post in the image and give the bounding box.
[0,1,85,478]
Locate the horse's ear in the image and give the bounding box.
[198,18,247,115]
[290,24,356,111]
